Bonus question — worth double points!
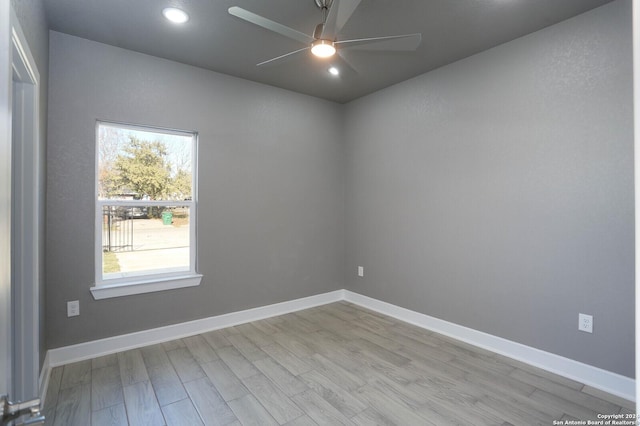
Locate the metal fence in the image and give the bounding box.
[102,206,135,252]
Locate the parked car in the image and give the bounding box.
[129,207,148,218]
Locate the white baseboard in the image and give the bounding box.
[343,290,635,402]
[46,289,344,368]
[38,351,51,401]
[41,287,634,405]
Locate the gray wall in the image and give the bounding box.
[46,0,634,379]
[46,32,345,348]
[11,0,49,368]
[345,0,634,377]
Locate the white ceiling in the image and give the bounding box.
[44,0,615,103]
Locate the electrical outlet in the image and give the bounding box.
[358,266,364,277]
[67,300,80,317]
[578,313,592,333]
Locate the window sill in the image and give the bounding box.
[90,273,203,300]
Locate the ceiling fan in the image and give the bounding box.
[228,0,422,74]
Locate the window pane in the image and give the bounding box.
[102,205,191,277]
[98,123,193,201]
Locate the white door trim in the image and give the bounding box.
[0,0,13,403]
[10,6,41,401]
[633,0,640,415]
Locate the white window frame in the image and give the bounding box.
[90,121,202,300]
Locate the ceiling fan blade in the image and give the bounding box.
[257,47,310,67]
[330,51,358,76]
[229,6,314,45]
[336,33,422,51]
[321,0,362,40]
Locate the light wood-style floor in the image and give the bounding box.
[43,302,634,425]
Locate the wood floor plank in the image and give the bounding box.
[271,332,317,358]
[241,373,304,424]
[353,385,436,426]
[290,389,354,425]
[202,330,232,350]
[184,335,219,364]
[462,376,567,420]
[297,310,351,332]
[43,365,64,423]
[345,338,411,368]
[321,303,361,322]
[253,357,308,397]
[293,330,347,358]
[283,415,318,426]
[60,360,92,390]
[386,321,433,342]
[250,319,282,336]
[374,325,453,363]
[227,333,269,362]
[299,369,367,418]
[184,377,237,426]
[355,313,395,334]
[236,322,275,347]
[261,343,313,376]
[581,385,635,411]
[332,301,365,316]
[283,313,323,334]
[200,359,249,402]
[343,325,403,353]
[305,353,366,391]
[501,355,585,390]
[167,347,207,383]
[395,337,455,364]
[162,339,186,351]
[91,364,124,411]
[119,349,149,386]
[147,362,188,406]
[123,381,165,426]
[434,335,516,376]
[53,383,91,426]
[162,398,205,426]
[474,396,553,426]
[509,368,620,414]
[140,343,171,368]
[405,379,506,425]
[529,389,600,420]
[46,303,628,426]
[451,358,536,398]
[350,407,395,426]
[92,353,119,370]
[217,346,260,379]
[228,394,279,426]
[92,403,128,426]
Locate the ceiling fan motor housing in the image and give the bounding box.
[314,0,333,10]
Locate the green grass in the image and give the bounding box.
[103,250,121,273]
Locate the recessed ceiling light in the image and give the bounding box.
[162,7,189,24]
[328,67,339,76]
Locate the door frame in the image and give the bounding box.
[8,5,41,402]
[634,0,640,414]
[0,0,12,406]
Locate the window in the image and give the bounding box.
[91,121,201,299]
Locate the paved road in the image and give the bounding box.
[110,218,190,273]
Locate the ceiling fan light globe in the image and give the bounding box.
[311,40,336,58]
